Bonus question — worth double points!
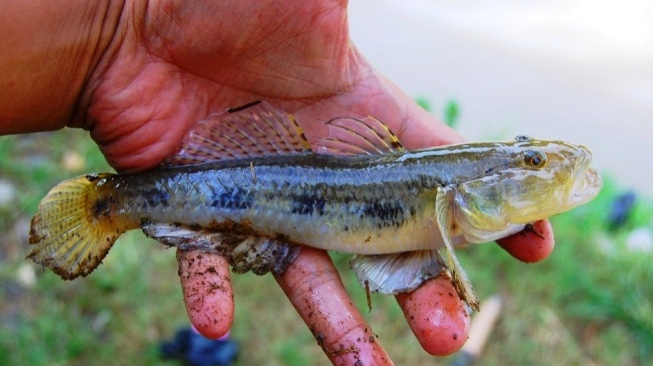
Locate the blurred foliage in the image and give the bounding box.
[0,127,651,365]
[415,96,432,113]
[416,97,460,129]
[443,101,460,129]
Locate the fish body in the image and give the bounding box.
[28,102,602,309]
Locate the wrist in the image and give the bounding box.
[0,0,125,133]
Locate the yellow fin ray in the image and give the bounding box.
[28,174,132,279]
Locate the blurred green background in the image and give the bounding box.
[0,102,651,365]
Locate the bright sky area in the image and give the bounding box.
[350,0,653,196]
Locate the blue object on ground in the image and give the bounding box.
[608,191,638,230]
[161,328,239,366]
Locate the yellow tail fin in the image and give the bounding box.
[28,173,131,279]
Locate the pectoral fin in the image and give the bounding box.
[436,187,480,311]
[350,250,446,294]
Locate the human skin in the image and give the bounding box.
[0,1,554,364]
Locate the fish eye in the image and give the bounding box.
[524,150,547,168]
[515,135,532,142]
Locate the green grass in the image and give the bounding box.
[416,97,460,129]
[0,128,651,365]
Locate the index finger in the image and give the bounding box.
[274,247,394,365]
[497,220,555,263]
[177,250,234,339]
[395,276,471,355]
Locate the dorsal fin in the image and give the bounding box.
[165,101,311,166]
[314,116,405,156]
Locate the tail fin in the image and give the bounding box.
[28,173,130,279]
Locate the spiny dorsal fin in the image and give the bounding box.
[315,116,405,156]
[165,101,311,166]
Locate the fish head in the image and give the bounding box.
[452,136,602,243]
[496,136,602,223]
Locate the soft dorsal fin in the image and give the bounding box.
[314,116,405,156]
[165,101,311,166]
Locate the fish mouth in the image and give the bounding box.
[570,167,602,206]
[568,145,602,206]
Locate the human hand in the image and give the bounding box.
[0,1,554,364]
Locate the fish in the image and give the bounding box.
[27,101,602,310]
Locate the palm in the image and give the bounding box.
[85,0,459,173]
[88,2,342,170]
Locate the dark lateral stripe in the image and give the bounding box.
[362,201,405,228]
[210,188,254,210]
[287,189,408,229]
[143,188,170,207]
[290,194,326,216]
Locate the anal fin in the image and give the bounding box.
[142,223,235,254]
[230,236,300,275]
[142,223,299,275]
[350,250,446,295]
